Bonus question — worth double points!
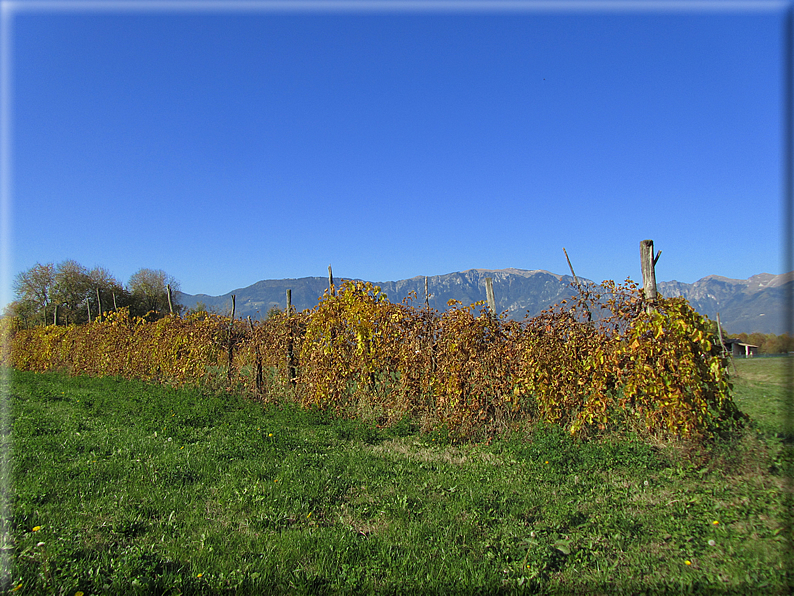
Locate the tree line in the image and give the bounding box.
[5,260,183,328]
[726,332,794,355]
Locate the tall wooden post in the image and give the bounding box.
[86,301,91,324]
[563,247,592,322]
[716,312,737,374]
[96,288,103,317]
[328,265,335,296]
[286,289,296,387]
[113,293,118,311]
[563,247,581,289]
[166,284,174,315]
[53,304,58,326]
[425,276,430,309]
[248,316,263,393]
[640,240,659,311]
[227,295,236,385]
[485,277,496,316]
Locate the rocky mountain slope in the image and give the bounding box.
[658,272,793,335]
[177,269,792,335]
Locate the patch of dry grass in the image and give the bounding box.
[365,436,503,466]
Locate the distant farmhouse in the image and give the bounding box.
[722,339,760,358]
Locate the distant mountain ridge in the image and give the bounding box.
[658,272,794,335]
[176,269,793,335]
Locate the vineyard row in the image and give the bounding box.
[3,279,743,441]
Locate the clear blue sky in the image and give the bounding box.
[2,1,786,303]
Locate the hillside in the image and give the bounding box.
[177,269,793,335]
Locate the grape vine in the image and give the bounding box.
[5,278,742,441]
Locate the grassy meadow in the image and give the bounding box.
[0,358,790,595]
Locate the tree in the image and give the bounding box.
[748,332,766,351]
[13,262,55,326]
[51,260,92,324]
[3,300,41,329]
[127,268,182,316]
[87,266,127,316]
[781,333,794,353]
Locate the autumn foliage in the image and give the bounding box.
[4,279,743,441]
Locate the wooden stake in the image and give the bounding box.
[96,288,103,317]
[562,247,581,289]
[248,316,264,393]
[425,276,430,309]
[53,304,58,326]
[112,293,118,311]
[640,240,658,310]
[485,277,496,316]
[227,295,236,385]
[328,265,335,296]
[562,247,591,322]
[716,312,736,374]
[285,287,296,387]
[716,312,727,353]
[86,301,91,324]
[166,284,174,315]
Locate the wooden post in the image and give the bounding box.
[640,240,659,311]
[96,288,103,317]
[716,312,737,374]
[285,289,296,387]
[425,276,430,309]
[113,293,118,311]
[227,295,236,385]
[563,247,592,322]
[328,265,335,296]
[53,304,58,326]
[87,301,91,324]
[485,277,496,316]
[562,247,581,289]
[248,316,264,393]
[166,284,174,315]
[716,312,727,353]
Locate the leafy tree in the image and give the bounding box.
[13,262,55,326]
[780,333,794,353]
[51,260,92,324]
[127,268,182,317]
[748,332,766,350]
[3,300,41,329]
[727,332,794,354]
[87,266,127,316]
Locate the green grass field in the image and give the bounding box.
[729,357,791,437]
[0,360,790,595]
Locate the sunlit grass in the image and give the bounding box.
[2,367,789,594]
[730,357,791,437]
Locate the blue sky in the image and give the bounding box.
[2,1,786,303]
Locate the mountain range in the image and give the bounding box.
[176,269,793,335]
